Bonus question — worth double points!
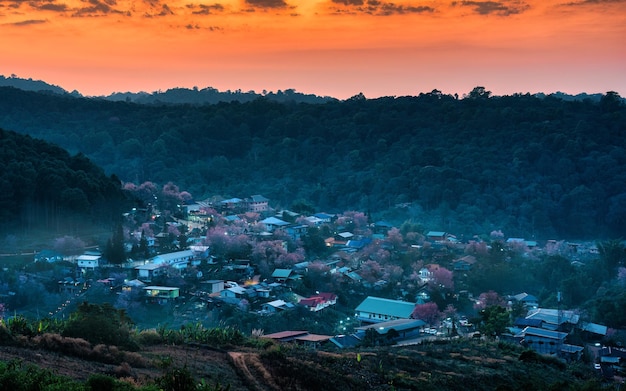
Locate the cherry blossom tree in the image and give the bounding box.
[124,181,158,206]
[411,302,441,326]
[386,227,404,250]
[431,266,454,291]
[250,240,287,266]
[359,260,383,283]
[465,240,489,257]
[382,264,404,284]
[490,230,504,240]
[370,248,391,264]
[474,290,506,311]
[53,235,85,256]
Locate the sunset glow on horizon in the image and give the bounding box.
[1,0,624,98]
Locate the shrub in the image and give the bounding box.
[135,329,162,346]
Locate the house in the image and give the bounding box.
[135,262,168,282]
[518,326,567,354]
[199,279,224,295]
[355,296,416,324]
[226,259,254,277]
[510,292,539,310]
[329,334,362,349]
[426,231,447,242]
[516,326,584,357]
[513,317,544,329]
[525,308,580,331]
[58,277,86,294]
[373,221,394,234]
[122,279,146,292]
[579,322,608,338]
[299,292,337,312]
[189,245,210,265]
[452,255,477,271]
[286,224,308,240]
[313,212,334,223]
[151,250,194,270]
[260,217,289,232]
[355,318,426,341]
[346,238,371,250]
[271,268,295,283]
[262,330,332,349]
[337,232,354,241]
[143,286,180,304]
[292,333,333,349]
[262,299,294,313]
[246,194,269,213]
[221,285,247,299]
[418,264,440,282]
[77,254,101,270]
[598,347,626,375]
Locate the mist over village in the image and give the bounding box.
[0,75,625,390]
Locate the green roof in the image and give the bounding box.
[355,296,416,318]
[272,268,293,278]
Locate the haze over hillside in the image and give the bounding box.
[0,78,625,240]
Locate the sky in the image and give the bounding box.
[0,0,624,99]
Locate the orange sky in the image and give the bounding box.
[1,0,624,98]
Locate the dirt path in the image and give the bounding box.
[228,352,279,391]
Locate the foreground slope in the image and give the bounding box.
[0,336,607,390]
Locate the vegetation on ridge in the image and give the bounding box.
[0,87,624,239]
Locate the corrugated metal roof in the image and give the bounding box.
[355,296,416,318]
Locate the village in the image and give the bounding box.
[28,193,626,382]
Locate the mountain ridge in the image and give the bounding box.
[0,81,625,240]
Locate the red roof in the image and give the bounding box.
[299,292,336,307]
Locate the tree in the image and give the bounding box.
[466,86,491,100]
[105,224,126,265]
[62,302,134,347]
[597,239,626,274]
[478,305,510,338]
[474,290,505,311]
[411,302,441,326]
[53,235,85,257]
[431,266,454,291]
[138,230,150,259]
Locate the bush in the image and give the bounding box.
[135,329,162,346]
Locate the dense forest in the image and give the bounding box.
[0,129,130,234]
[0,86,625,239]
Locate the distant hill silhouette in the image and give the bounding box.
[105,87,337,105]
[0,75,71,95]
[0,74,335,104]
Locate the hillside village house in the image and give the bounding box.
[355,296,417,324]
[356,318,426,341]
[135,262,168,282]
[299,292,337,312]
[452,255,477,271]
[151,250,194,270]
[143,286,179,304]
[200,280,225,295]
[262,299,294,313]
[246,194,269,213]
[260,217,289,232]
[76,254,101,271]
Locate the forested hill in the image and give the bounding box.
[0,128,130,234]
[0,86,625,240]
